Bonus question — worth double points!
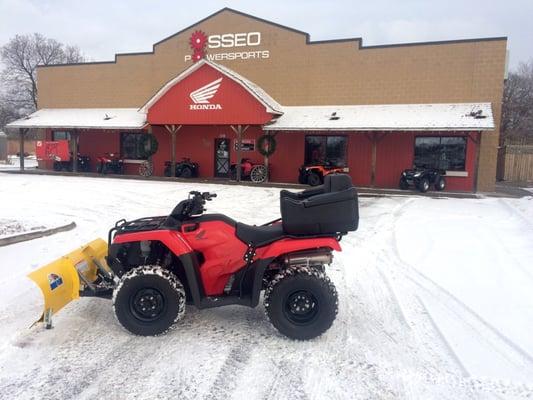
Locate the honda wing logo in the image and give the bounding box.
[189,77,223,110]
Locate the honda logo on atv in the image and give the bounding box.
[189,78,223,110]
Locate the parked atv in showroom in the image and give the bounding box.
[299,161,350,186]
[399,167,446,192]
[164,158,199,178]
[27,174,358,340]
[97,152,124,174]
[230,158,268,183]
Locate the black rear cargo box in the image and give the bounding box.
[280,174,359,235]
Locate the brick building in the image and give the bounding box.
[7,8,507,191]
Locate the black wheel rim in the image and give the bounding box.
[283,290,319,325]
[308,174,320,186]
[181,167,192,178]
[130,288,166,322]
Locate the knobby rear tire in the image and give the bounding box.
[264,266,338,340]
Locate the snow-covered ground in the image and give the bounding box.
[0,218,48,239]
[0,173,532,399]
[0,155,38,170]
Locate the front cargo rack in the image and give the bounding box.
[108,216,168,244]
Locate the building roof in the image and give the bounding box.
[5,102,495,132]
[139,59,284,115]
[6,108,146,130]
[263,103,494,131]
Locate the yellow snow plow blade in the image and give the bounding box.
[28,238,109,324]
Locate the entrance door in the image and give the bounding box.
[214,138,230,177]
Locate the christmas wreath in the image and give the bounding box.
[257,134,277,157]
[139,134,159,159]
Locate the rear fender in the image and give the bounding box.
[257,237,341,260]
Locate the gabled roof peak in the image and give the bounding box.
[139,59,283,115]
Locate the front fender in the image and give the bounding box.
[112,230,192,257]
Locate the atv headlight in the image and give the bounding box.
[414,172,422,178]
[402,171,406,176]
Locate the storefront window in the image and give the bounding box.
[304,135,347,166]
[120,133,153,160]
[52,131,71,141]
[414,136,466,170]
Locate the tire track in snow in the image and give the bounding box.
[261,359,309,400]
[415,294,470,378]
[203,343,253,400]
[384,198,533,396]
[390,199,533,366]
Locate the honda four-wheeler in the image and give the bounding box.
[230,158,268,183]
[399,168,446,193]
[97,152,124,174]
[164,158,199,178]
[299,161,350,186]
[53,153,91,172]
[27,174,358,340]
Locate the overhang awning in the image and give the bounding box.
[263,103,495,131]
[6,108,147,130]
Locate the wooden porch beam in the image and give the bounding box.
[230,125,249,182]
[18,128,27,171]
[71,130,79,173]
[164,124,182,177]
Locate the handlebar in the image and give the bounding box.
[189,191,217,201]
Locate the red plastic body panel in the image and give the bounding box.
[112,220,342,296]
[181,221,249,295]
[35,140,70,161]
[113,230,193,256]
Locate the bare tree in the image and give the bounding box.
[501,60,533,143]
[0,33,84,114]
[0,103,18,131]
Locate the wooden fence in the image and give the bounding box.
[500,145,533,182]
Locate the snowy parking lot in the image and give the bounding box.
[0,173,532,399]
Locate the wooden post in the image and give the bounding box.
[19,128,26,171]
[230,125,249,181]
[71,130,79,173]
[471,131,482,192]
[366,132,387,188]
[164,125,182,177]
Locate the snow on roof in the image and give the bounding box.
[264,103,494,131]
[139,59,284,115]
[6,108,147,130]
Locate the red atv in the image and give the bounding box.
[230,158,268,183]
[91,174,358,339]
[97,152,124,174]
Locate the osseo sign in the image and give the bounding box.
[207,32,261,48]
[185,31,269,62]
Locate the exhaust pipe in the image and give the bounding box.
[284,249,333,267]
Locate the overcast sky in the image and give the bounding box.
[0,0,531,69]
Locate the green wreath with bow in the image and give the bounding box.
[257,134,277,157]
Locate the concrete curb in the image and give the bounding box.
[0,222,76,247]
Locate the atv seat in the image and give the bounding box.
[236,222,285,247]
